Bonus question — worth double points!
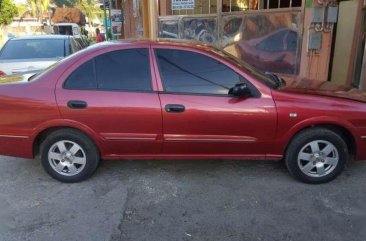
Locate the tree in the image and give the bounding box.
[0,0,18,26]
[75,0,99,24]
[27,0,49,21]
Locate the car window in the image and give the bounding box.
[0,39,65,59]
[64,48,152,91]
[64,59,97,89]
[155,49,244,95]
[70,39,81,53]
[256,30,286,52]
[95,49,151,91]
[286,31,298,51]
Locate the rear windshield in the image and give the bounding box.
[0,39,65,60]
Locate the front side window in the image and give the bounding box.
[155,49,243,95]
[64,48,152,91]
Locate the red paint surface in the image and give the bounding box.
[0,40,365,161]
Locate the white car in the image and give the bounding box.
[0,35,83,76]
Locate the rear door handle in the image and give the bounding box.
[165,104,185,113]
[67,100,88,109]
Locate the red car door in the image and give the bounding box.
[153,47,277,158]
[56,47,162,157]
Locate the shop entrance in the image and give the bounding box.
[352,7,366,88]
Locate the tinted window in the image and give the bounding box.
[0,39,65,60]
[64,48,151,91]
[287,31,298,51]
[95,49,151,91]
[256,30,286,52]
[64,59,97,89]
[155,49,243,95]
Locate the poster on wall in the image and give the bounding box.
[111,9,123,23]
[110,9,123,36]
[172,0,195,10]
[111,22,122,36]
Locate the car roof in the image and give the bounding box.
[54,23,79,26]
[9,35,72,41]
[92,39,214,52]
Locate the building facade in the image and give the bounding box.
[117,0,366,90]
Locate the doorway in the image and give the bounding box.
[352,7,366,88]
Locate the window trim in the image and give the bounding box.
[63,48,154,93]
[153,48,260,98]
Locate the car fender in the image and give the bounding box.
[277,116,359,153]
[30,119,106,155]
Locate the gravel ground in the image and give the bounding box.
[0,156,365,241]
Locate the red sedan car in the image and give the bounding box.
[0,40,365,183]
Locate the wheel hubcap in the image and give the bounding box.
[297,140,339,178]
[48,140,86,176]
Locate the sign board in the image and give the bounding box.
[172,0,195,10]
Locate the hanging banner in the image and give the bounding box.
[172,0,195,10]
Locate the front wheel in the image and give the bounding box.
[285,128,348,184]
[40,129,100,183]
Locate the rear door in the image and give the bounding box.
[56,46,163,157]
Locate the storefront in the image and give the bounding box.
[116,0,366,90]
[157,0,303,76]
[352,1,366,89]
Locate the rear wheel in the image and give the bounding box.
[40,129,100,183]
[285,128,348,184]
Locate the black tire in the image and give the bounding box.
[285,128,348,184]
[40,129,100,183]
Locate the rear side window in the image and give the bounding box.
[64,59,97,89]
[64,48,152,91]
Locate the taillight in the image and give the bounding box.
[0,71,6,77]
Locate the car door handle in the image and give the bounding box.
[67,100,88,109]
[165,104,185,113]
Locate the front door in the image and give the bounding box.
[153,47,277,157]
[56,47,162,156]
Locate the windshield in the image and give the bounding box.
[211,49,279,89]
[0,39,65,60]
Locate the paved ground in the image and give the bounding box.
[0,156,365,241]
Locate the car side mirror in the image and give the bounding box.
[228,83,252,97]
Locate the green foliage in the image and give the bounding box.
[54,0,78,7]
[75,0,98,22]
[0,0,18,25]
[16,4,28,16]
[27,0,49,18]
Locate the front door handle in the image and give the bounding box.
[165,104,185,113]
[67,100,88,109]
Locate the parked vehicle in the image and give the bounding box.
[0,35,83,76]
[0,40,365,183]
[53,23,90,48]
